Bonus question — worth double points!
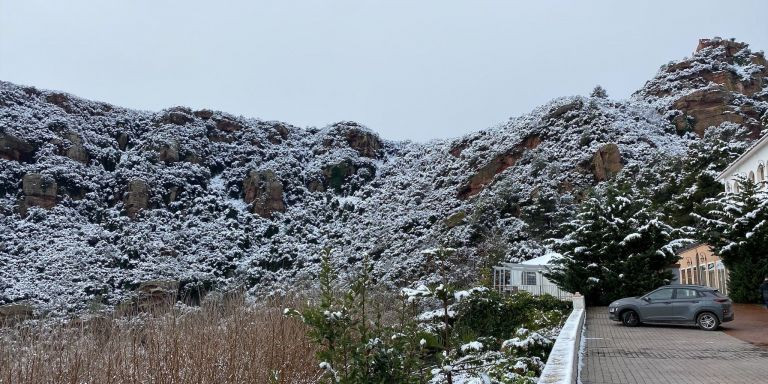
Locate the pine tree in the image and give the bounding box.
[696,179,768,302]
[547,185,684,305]
[590,85,608,99]
[285,250,426,383]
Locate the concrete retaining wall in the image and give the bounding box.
[538,294,586,384]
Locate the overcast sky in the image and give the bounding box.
[1,1,767,141]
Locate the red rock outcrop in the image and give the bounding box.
[117,132,130,151]
[123,179,149,218]
[157,141,180,163]
[0,133,35,162]
[639,38,768,138]
[45,93,76,113]
[458,134,542,199]
[344,128,380,158]
[63,132,89,163]
[268,124,290,144]
[590,143,623,181]
[20,173,57,215]
[545,99,583,121]
[696,38,748,56]
[243,170,286,218]
[215,117,244,132]
[161,107,194,125]
[194,109,214,119]
[322,122,382,158]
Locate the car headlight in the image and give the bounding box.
[609,307,616,313]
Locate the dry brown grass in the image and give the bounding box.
[0,296,320,384]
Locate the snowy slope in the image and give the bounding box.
[1,38,765,314]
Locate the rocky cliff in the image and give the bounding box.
[0,38,766,314]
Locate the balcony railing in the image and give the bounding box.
[495,284,574,300]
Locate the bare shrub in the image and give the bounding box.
[0,295,319,384]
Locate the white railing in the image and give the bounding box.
[497,284,574,300]
[538,294,586,384]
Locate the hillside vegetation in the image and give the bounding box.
[1,38,767,314]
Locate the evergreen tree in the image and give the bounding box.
[696,179,768,302]
[590,85,608,99]
[285,249,429,383]
[547,185,685,305]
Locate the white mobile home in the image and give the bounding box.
[492,254,573,299]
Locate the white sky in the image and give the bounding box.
[1,1,767,141]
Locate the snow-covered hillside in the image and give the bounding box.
[1,38,765,314]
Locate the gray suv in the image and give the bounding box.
[608,285,734,331]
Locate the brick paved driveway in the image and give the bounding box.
[580,307,768,384]
[723,304,768,348]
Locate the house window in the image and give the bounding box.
[522,271,537,285]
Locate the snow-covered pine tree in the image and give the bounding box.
[696,179,768,303]
[590,85,608,99]
[547,185,685,305]
[658,124,751,227]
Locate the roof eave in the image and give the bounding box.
[717,133,768,180]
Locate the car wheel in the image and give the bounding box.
[621,310,640,327]
[697,312,720,331]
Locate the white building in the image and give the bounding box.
[718,133,768,193]
[492,254,573,299]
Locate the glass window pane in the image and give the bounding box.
[647,289,674,300]
[675,288,699,299]
[522,271,537,285]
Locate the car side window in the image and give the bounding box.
[646,288,674,301]
[675,288,699,299]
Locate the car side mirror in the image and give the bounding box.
[642,297,651,302]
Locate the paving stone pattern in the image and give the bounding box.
[580,307,768,384]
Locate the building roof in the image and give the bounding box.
[520,252,561,266]
[717,133,768,180]
[674,242,707,255]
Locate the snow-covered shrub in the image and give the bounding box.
[452,290,570,344]
[288,247,571,383]
[285,250,425,383]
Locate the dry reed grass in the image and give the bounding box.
[0,295,320,384]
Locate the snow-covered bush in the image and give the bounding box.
[289,247,571,383]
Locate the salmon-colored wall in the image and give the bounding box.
[676,244,729,294]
